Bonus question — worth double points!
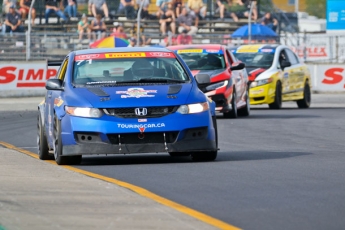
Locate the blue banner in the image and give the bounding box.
[326,0,345,31]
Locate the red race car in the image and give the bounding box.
[168,44,250,118]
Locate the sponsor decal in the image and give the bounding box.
[250,88,264,95]
[117,123,166,133]
[54,98,64,107]
[177,49,203,53]
[148,52,175,57]
[205,49,220,53]
[260,49,274,53]
[116,88,157,98]
[284,72,289,78]
[248,68,266,81]
[75,54,102,61]
[138,119,147,122]
[105,53,146,58]
[236,45,263,53]
[0,63,58,88]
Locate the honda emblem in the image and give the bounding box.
[135,108,147,116]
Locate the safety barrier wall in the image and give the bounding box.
[0,62,344,97]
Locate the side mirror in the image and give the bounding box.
[46,79,64,91]
[195,73,211,84]
[230,62,245,71]
[281,60,291,70]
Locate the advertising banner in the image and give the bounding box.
[308,64,345,92]
[326,0,345,33]
[0,61,58,97]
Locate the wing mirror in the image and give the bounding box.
[281,60,291,70]
[195,73,211,84]
[230,62,245,71]
[46,79,64,91]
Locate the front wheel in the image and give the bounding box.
[54,115,82,165]
[223,89,237,118]
[269,81,282,109]
[297,83,311,108]
[37,112,50,160]
[238,89,250,116]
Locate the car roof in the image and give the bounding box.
[74,47,172,55]
[168,44,224,50]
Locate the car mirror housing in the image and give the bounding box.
[230,62,245,71]
[281,60,291,70]
[46,79,64,91]
[195,73,211,84]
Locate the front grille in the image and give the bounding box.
[104,106,178,118]
[107,132,179,144]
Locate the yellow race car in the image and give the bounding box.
[231,44,311,109]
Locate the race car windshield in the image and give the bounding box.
[72,52,190,86]
[179,53,225,70]
[233,52,274,68]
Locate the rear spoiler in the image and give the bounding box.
[47,60,64,66]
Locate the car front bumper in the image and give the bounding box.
[249,82,276,105]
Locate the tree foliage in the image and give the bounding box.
[306,0,326,18]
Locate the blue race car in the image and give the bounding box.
[37,47,218,165]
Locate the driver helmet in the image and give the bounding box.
[131,59,154,78]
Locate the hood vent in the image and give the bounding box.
[88,88,109,97]
[168,85,182,94]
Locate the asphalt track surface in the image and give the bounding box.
[1,94,345,230]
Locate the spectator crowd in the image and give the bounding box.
[1,0,279,46]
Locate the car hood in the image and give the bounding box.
[68,84,193,108]
[246,67,269,81]
[191,69,225,80]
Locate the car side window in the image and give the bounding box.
[225,50,233,65]
[285,49,299,65]
[55,58,68,81]
[278,50,289,68]
[58,58,69,81]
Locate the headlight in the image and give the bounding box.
[250,78,273,88]
[65,106,103,118]
[205,80,228,91]
[177,102,209,114]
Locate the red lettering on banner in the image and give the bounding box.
[322,68,344,84]
[18,69,24,81]
[0,66,16,84]
[0,65,59,88]
[26,69,44,80]
[46,69,57,79]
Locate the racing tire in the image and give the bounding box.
[190,117,218,162]
[238,89,250,117]
[169,152,191,157]
[37,112,50,160]
[269,81,282,109]
[297,82,311,109]
[54,115,82,165]
[223,89,237,118]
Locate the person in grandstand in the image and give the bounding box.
[187,0,206,19]
[45,0,68,24]
[118,0,136,19]
[260,12,278,32]
[4,5,24,33]
[90,0,110,20]
[78,14,91,41]
[19,0,36,25]
[177,7,198,35]
[111,22,128,39]
[176,29,192,45]
[159,2,176,36]
[90,14,107,40]
[63,0,77,19]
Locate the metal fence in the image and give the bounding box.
[1,31,344,63]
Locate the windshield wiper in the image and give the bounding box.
[121,78,186,83]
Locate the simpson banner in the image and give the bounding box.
[308,64,345,92]
[0,61,59,97]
